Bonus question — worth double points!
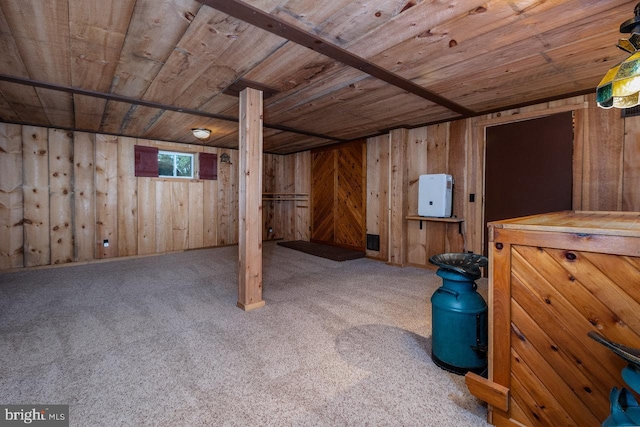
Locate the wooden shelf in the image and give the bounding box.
[406,215,464,233]
[262,193,309,201]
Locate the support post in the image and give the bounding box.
[237,87,265,311]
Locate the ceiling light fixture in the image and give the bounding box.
[597,2,640,109]
[192,128,211,141]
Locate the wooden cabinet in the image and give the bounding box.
[466,211,640,427]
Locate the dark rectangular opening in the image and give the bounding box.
[366,234,380,251]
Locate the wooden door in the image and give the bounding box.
[311,140,366,251]
[484,111,574,256]
[311,149,335,244]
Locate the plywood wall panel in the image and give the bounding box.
[230,149,239,245]
[423,123,449,262]
[263,153,276,240]
[583,94,624,211]
[73,132,95,262]
[22,126,50,267]
[48,129,74,264]
[447,120,468,252]
[95,134,119,258]
[137,177,156,255]
[406,127,428,266]
[365,135,388,260]
[188,181,204,249]
[389,128,408,266]
[623,115,640,212]
[277,154,296,241]
[0,123,24,269]
[203,147,219,247]
[295,150,311,241]
[117,136,138,256]
[217,149,233,245]
[171,181,189,251]
[155,180,172,253]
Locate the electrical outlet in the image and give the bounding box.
[103,240,109,247]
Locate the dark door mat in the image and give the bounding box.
[277,240,365,261]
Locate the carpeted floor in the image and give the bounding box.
[0,241,489,426]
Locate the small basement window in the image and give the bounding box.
[158,150,194,178]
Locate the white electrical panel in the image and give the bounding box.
[418,174,453,217]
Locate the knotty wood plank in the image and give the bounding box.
[143,7,283,110]
[22,126,50,266]
[510,350,574,427]
[155,180,172,253]
[95,134,119,258]
[171,181,189,251]
[0,123,23,269]
[110,0,202,98]
[73,132,95,262]
[117,136,138,256]
[511,299,609,421]
[294,150,310,241]
[335,140,365,250]
[272,0,399,48]
[68,0,135,130]
[262,153,276,240]
[0,1,74,127]
[188,180,204,249]
[623,115,640,211]
[467,118,484,256]
[544,247,640,341]
[0,82,51,126]
[137,177,156,255]
[496,226,640,257]
[580,252,640,303]
[406,127,428,266]
[510,250,626,396]
[276,153,295,241]
[311,149,335,244]
[217,149,233,245]
[365,135,389,260]
[446,119,467,252]
[511,333,601,427]
[389,128,408,266]
[425,123,449,258]
[238,87,264,310]
[465,372,509,412]
[582,93,624,210]
[48,129,74,265]
[203,147,219,247]
[73,95,107,132]
[488,231,511,388]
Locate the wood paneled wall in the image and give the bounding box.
[262,151,310,242]
[367,93,640,268]
[0,123,310,270]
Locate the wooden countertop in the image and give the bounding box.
[489,210,640,237]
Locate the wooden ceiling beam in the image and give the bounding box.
[198,0,475,117]
[0,73,345,143]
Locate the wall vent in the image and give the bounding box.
[622,105,640,117]
[366,234,380,251]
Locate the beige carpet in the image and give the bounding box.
[0,241,490,426]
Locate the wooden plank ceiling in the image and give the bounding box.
[0,0,634,154]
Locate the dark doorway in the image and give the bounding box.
[484,111,574,256]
